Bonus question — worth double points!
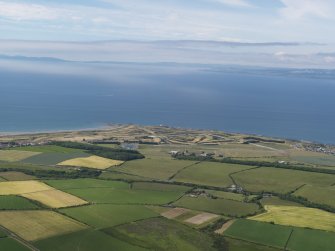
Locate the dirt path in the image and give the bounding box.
[215,219,236,234]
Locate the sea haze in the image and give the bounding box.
[1,61,335,144]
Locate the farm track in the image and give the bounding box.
[168,161,201,180]
[229,167,260,186]
[284,229,294,251]
[0,225,39,251]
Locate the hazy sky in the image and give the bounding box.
[0,0,334,68]
[0,0,334,43]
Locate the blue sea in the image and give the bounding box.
[1,62,335,144]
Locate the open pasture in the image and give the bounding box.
[58,155,124,169]
[0,238,32,251]
[293,185,335,208]
[132,182,190,192]
[174,196,259,216]
[0,150,41,162]
[22,189,88,208]
[0,195,39,210]
[105,217,216,251]
[60,204,158,228]
[205,190,248,202]
[287,227,335,251]
[34,229,146,251]
[249,205,335,232]
[232,167,335,193]
[225,237,283,251]
[46,178,130,190]
[118,158,196,180]
[173,162,251,188]
[224,219,291,249]
[0,171,36,181]
[23,152,90,165]
[99,171,152,182]
[0,210,87,241]
[64,187,184,205]
[16,145,87,153]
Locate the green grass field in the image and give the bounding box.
[174,196,259,216]
[60,204,158,228]
[0,195,39,210]
[34,229,146,251]
[65,187,184,205]
[117,159,197,180]
[205,190,248,202]
[99,171,152,182]
[287,227,335,251]
[173,162,252,188]
[260,196,303,207]
[293,185,335,208]
[46,178,130,190]
[132,182,190,192]
[224,219,291,249]
[0,150,41,162]
[104,217,216,251]
[232,167,335,193]
[22,152,90,165]
[16,145,86,153]
[0,238,32,251]
[225,237,282,251]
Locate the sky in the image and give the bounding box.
[0,0,334,68]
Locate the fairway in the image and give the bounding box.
[249,205,335,232]
[174,196,259,216]
[22,189,88,208]
[60,204,158,228]
[173,162,251,188]
[0,180,52,195]
[224,219,291,249]
[0,150,41,162]
[58,155,124,169]
[0,211,87,241]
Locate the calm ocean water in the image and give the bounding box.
[1,63,335,144]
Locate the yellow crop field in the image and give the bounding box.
[0,171,36,181]
[22,190,88,208]
[0,211,87,241]
[58,155,124,169]
[0,150,41,162]
[0,181,51,195]
[249,205,335,232]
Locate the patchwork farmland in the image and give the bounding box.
[0,125,335,250]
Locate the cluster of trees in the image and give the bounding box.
[0,167,101,179]
[52,141,145,161]
[279,194,335,213]
[174,154,335,175]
